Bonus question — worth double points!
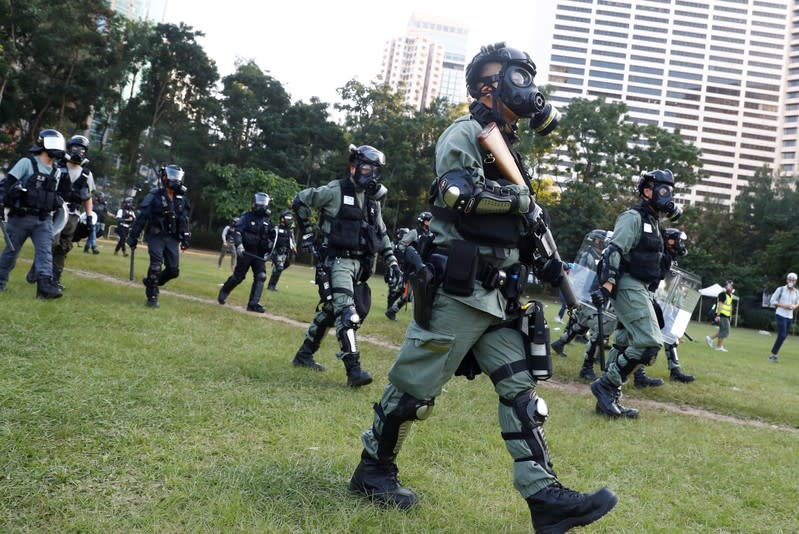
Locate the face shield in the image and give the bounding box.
[163,166,185,191]
[42,134,66,160]
[253,192,271,214]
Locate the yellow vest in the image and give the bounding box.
[718,293,733,317]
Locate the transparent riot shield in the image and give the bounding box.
[655,267,702,344]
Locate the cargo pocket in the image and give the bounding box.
[388,320,456,399]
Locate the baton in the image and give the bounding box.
[683,331,695,342]
[240,250,269,261]
[129,247,135,281]
[0,219,14,253]
[596,304,606,372]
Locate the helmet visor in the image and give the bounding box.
[254,192,270,208]
[164,166,184,183]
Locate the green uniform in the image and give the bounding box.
[360,114,559,498]
[604,207,664,386]
[294,178,395,361]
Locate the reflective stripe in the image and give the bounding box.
[718,293,733,316]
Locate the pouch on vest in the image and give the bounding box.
[442,239,478,297]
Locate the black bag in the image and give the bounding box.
[353,282,372,321]
[706,303,718,323]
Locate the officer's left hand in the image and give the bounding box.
[536,258,564,286]
[591,286,612,307]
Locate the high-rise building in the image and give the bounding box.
[547,0,791,208]
[379,13,469,110]
[107,0,167,21]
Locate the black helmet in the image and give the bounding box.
[280,210,293,224]
[349,144,385,194]
[586,229,609,250]
[417,211,432,224]
[29,129,66,159]
[122,197,134,209]
[638,169,679,217]
[66,135,90,164]
[465,42,560,134]
[664,228,688,257]
[159,164,185,191]
[95,191,104,200]
[395,227,410,241]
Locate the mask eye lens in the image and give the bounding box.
[509,67,533,87]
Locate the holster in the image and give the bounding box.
[315,260,333,305]
[404,245,439,330]
[519,301,552,381]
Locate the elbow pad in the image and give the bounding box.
[438,169,530,215]
[597,243,622,286]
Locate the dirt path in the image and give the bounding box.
[70,266,798,434]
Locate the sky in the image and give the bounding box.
[164,0,557,106]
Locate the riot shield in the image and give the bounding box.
[655,267,702,344]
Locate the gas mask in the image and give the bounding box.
[355,162,381,194]
[67,145,89,166]
[500,65,561,135]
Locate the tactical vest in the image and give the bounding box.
[274,225,292,252]
[118,208,135,227]
[10,156,60,214]
[146,189,189,238]
[58,166,92,211]
[621,204,663,284]
[326,178,380,255]
[241,212,274,256]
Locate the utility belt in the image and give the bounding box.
[433,240,528,308]
[327,248,367,259]
[8,207,51,220]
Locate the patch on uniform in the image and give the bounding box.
[439,178,448,191]
[643,222,653,233]
[343,195,355,205]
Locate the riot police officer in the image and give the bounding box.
[25,134,95,289]
[127,164,191,308]
[85,191,107,253]
[0,129,66,298]
[291,144,399,387]
[267,210,296,291]
[349,43,617,533]
[385,212,433,320]
[217,192,274,313]
[114,197,136,257]
[590,169,683,418]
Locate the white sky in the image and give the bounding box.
[164,0,556,106]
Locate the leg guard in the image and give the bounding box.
[501,390,555,477]
[144,272,160,308]
[157,267,179,286]
[337,305,361,354]
[372,393,435,462]
[268,270,280,290]
[248,271,266,306]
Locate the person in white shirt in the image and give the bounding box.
[768,272,799,362]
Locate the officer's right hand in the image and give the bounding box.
[236,244,245,257]
[301,233,314,253]
[591,286,611,307]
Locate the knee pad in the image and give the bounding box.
[340,305,361,330]
[158,267,179,285]
[255,271,267,282]
[147,265,161,282]
[503,389,555,476]
[374,394,435,461]
[640,346,660,365]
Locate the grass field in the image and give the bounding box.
[1,238,797,533]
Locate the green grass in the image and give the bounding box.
[1,238,797,533]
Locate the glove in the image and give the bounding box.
[301,233,314,253]
[389,262,402,287]
[127,236,138,250]
[536,258,564,286]
[591,286,612,308]
[236,244,245,256]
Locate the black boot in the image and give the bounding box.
[349,450,418,510]
[292,339,325,371]
[527,481,618,534]
[342,352,373,387]
[551,339,567,357]
[633,367,664,388]
[246,303,265,313]
[579,362,596,381]
[590,376,622,418]
[36,277,63,299]
[385,308,397,321]
[26,264,37,284]
[609,388,639,419]
[670,367,695,383]
[217,287,229,305]
[143,277,159,308]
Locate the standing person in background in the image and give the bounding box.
[706,280,734,352]
[0,129,66,298]
[126,164,191,309]
[85,191,107,254]
[267,210,296,291]
[768,272,799,362]
[114,197,135,257]
[218,217,239,271]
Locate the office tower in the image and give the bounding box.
[107,0,167,21]
[379,13,469,110]
[548,0,790,208]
